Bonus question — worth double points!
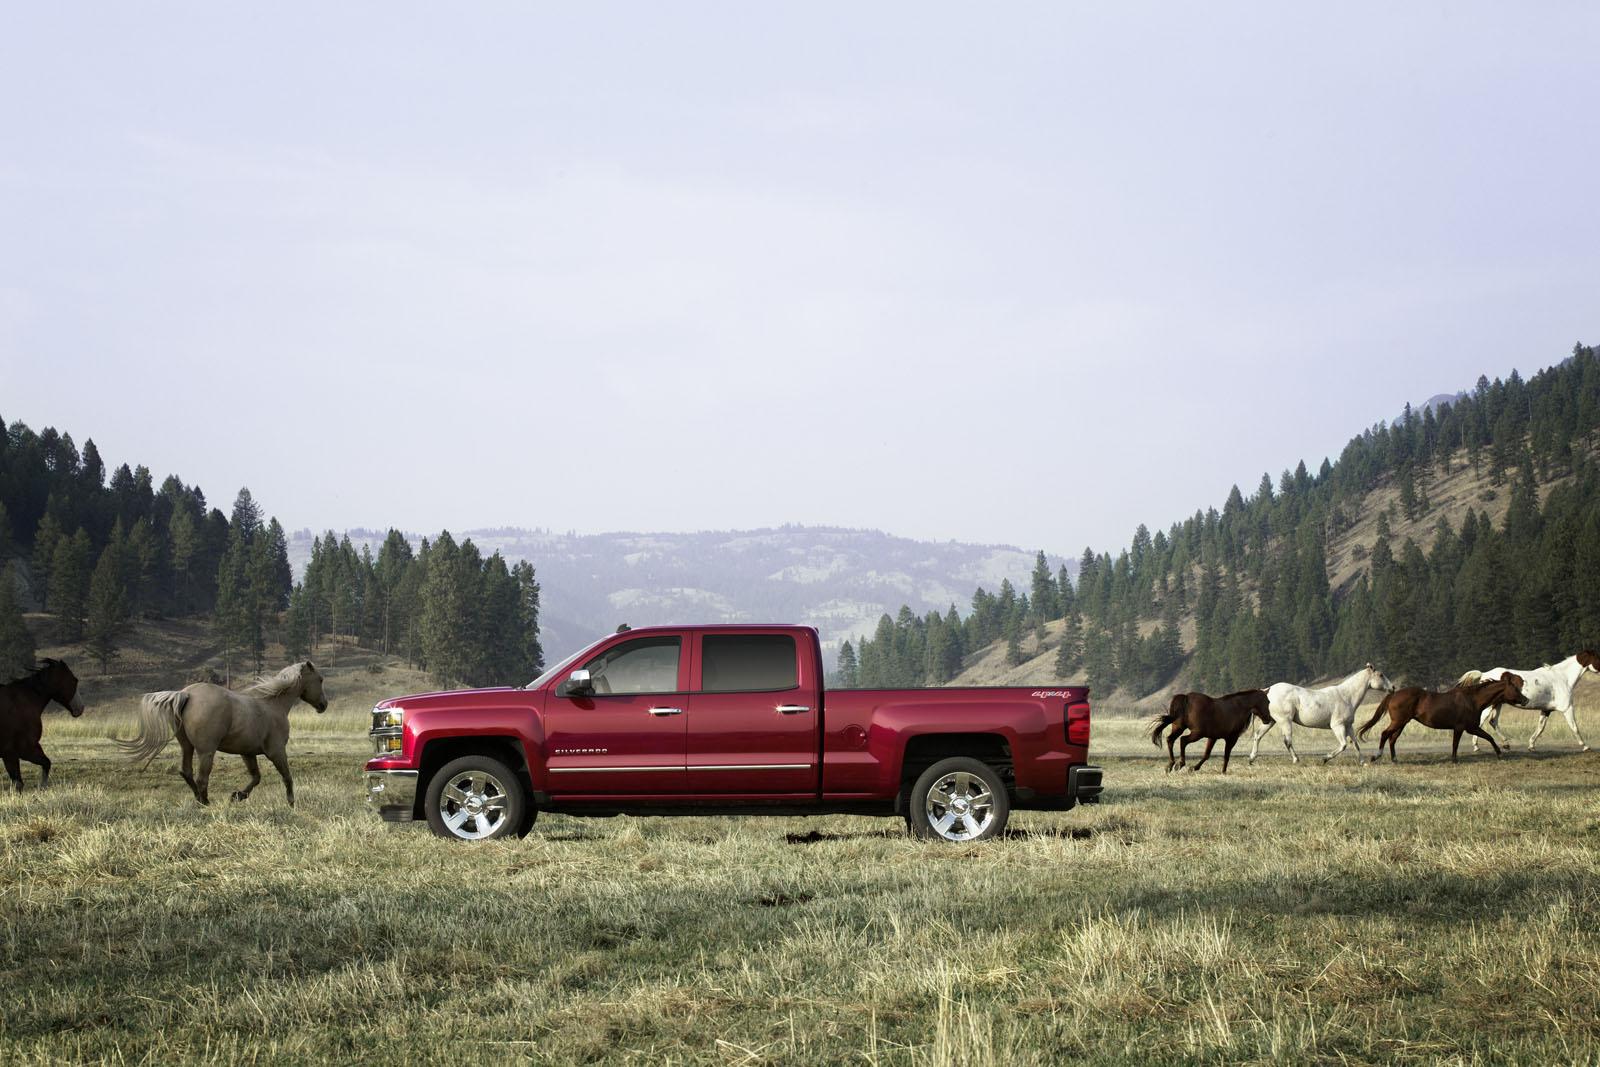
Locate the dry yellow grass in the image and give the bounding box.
[4,699,1599,1064]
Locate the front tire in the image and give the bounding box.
[906,757,1010,842]
[425,755,528,841]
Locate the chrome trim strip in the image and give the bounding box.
[548,765,685,773]
[546,763,812,773]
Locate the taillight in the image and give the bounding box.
[1066,701,1091,746]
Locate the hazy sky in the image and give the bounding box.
[3,4,1596,556]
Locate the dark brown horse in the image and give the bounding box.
[1,659,86,791]
[1358,673,1526,763]
[1149,689,1271,773]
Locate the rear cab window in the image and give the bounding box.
[700,634,798,692]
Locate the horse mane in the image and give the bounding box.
[4,660,56,686]
[244,663,305,697]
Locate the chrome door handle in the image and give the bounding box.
[648,706,684,716]
[776,705,812,715]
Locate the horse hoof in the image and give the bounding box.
[230,791,248,802]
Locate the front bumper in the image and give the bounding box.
[365,769,420,822]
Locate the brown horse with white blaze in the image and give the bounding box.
[1359,673,1527,763]
[1,659,86,790]
[1150,689,1271,773]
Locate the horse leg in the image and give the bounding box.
[1221,735,1236,773]
[177,733,200,798]
[1528,711,1551,751]
[3,754,21,792]
[1322,723,1349,764]
[1176,732,1192,770]
[1451,728,1463,763]
[231,754,262,802]
[1282,719,1299,764]
[266,747,294,807]
[1558,706,1591,751]
[21,742,51,788]
[1248,718,1276,764]
[1466,724,1502,759]
[1192,737,1216,772]
[1165,725,1181,772]
[194,750,214,806]
[1487,704,1510,747]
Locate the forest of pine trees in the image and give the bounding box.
[848,345,1600,698]
[0,418,542,687]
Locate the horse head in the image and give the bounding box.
[1577,650,1600,675]
[40,658,85,717]
[1365,664,1397,693]
[299,661,329,713]
[1498,671,1529,707]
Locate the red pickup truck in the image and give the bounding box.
[364,624,1101,842]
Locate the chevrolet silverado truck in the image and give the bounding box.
[364,624,1101,843]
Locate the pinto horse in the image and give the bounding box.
[1,659,87,791]
[1150,688,1271,773]
[1359,673,1526,763]
[1461,651,1599,753]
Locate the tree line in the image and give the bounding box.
[841,344,1600,698]
[0,418,542,687]
[285,528,543,687]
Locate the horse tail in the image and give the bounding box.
[1358,691,1394,740]
[116,690,189,766]
[1150,694,1185,746]
[1457,669,1483,687]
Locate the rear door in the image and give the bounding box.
[544,633,689,795]
[687,631,819,794]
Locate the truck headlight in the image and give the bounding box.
[371,705,405,756]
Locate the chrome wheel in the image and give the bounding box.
[923,770,996,841]
[438,770,511,840]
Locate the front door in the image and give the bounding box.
[687,631,819,794]
[544,633,688,795]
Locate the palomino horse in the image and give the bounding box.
[1248,664,1396,764]
[1150,689,1271,773]
[1,659,86,790]
[1360,673,1526,763]
[117,662,328,806]
[1461,651,1598,753]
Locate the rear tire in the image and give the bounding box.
[425,755,528,841]
[906,757,1010,842]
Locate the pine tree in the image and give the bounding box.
[84,539,129,671]
[1005,628,1025,667]
[48,528,92,640]
[0,563,35,678]
[835,640,859,687]
[1029,551,1058,620]
[30,511,63,608]
[1054,610,1082,679]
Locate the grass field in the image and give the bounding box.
[4,694,1600,1065]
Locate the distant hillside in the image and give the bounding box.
[857,345,1600,708]
[288,526,1068,661]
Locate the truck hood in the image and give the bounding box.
[375,687,524,711]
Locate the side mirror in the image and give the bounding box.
[559,669,594,697]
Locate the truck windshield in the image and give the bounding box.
[524,636,608,691]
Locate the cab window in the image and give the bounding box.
[701,634,798,692]
[582,636,681,695]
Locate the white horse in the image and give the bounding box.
[1461,650,1598,752]
[1248,664,1396,764]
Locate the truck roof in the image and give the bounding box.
[604,623,819,636]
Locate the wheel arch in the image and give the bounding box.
[894,732,1013,815]
[413,735,534,819]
